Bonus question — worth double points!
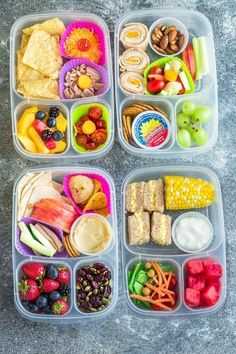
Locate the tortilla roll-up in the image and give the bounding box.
[119,48,150,73]
[120,23,148,50]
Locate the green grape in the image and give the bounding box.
[192,128,209,146]
[192,105,212,124]
[185,123,198,137]
[177,113,191,128]
[177,129,192,148]
[181,100,197,116]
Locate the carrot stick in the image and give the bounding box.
[151,262,167,284]
[159,287,174,295]
[166,271,172,289]
[129,294,173,311]
[145,283,165,296]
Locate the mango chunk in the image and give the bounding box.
[28,126,49,154]
[56,112,67,132]
[17,133,37,153]
[49,140,66,153]
[17,106,38,135]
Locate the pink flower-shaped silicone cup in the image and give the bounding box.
[59,21,106,65]
[63,173,111,215]
[59,58,109,99]
[17,217,68,258]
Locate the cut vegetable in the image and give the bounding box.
[192,38,202,80]
[198,37,209,76]
[29,223,56,253]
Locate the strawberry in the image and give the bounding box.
[41,278,60,293]
[19,279,40,301]
[56,268,70,285]
[52,299,69,315]
[21,263,46,280]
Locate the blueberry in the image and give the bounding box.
[43,305,52,314]
[46,117,56,128]
[52,131,63,141]
[36,295,48,309]
[49,291,61,302]
[35,111,46,120]
[28,302,39,313]
[46,264,58,279]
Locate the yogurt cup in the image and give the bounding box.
[132,110,171,150]
[172,212,213,254]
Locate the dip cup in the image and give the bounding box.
[70,213,112,256]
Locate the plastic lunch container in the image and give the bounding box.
[122,165,226,317]
[115,9,218,158]
[10,12,114,161]
[12,166,118,323]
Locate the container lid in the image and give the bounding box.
[132,110,171,150]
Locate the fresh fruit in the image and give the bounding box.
[76,134,88,147]
[192,105,212,124]
[56,268,70,285]
[35,111,46,120]
[41,278,60,293]
[185,288,200,307]
[59,284,71,296]
[33,119,47,134]
[46,264,58,280]
[164,69,178,82]
[206,278,221,292]
[201,285,219,306]
[91,129,107,145]
[49,106,60,118]
[21,263,45,280]
[179,71,190,91]
[147,79,165,93]
[44,139,57,150]
[187,275,205,291]
[41,129,53,141]
[46,117,56,128]
[49,291,62,301]
[96,120,106,129]
[28,127,50,154]
[181,100,196,116]
[192,128,209,146]
[84,142,97,150]
[177,113,191,128]
[82,120,96,135]
[28,302,39,313]
[56,113,67,132]
[52,131,63,141]
[186,259,204,275]
[204,263,222,280]
[177,129,192,148]
[49,140,67,154]
[88,107,102,120]
[150,66,163,75]
[36,295,48,308]
[17,107,38,134]
[17,134,37,153]
[19,279,40,301]
[52,299,69,315]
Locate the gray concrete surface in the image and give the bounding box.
[0,0,235,353]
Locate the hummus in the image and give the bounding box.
[72,214,111,254]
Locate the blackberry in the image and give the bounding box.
[49,106,60,118]
[41,129,52,141]
[59,284,71,296]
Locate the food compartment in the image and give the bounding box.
[74,257,116,317]
[122,166,224,256]
[71,99,113,156]
[125,257,182,315]
[182,253,226,312]
[13,101,70,159]
[16,259,73,318]
[119,96,175,154]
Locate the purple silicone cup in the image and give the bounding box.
[17,217,68,258]
[59,58,109,99]
[59,21,106,65]
[63,173,111,216]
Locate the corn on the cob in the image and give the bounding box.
[164,176,215,210]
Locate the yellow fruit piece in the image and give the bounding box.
[82,120,96,135]
[17,133,37,153]
[56,112,67,133]
[28,126,49,154]
[49,140,66,153]
[17,106,38,135]
[164,70,178,82]
[77,75,92,89]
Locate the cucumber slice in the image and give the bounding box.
[29,223,56,254]
[198,37,209,76]
[192,38,203,80]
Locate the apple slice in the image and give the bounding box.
[187,44,196,80]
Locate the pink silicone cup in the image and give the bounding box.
[59,21,106,65]
[17,217,68,258]
[59,58,109,99]
[63,173,111,216]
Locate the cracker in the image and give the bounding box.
[153,105,168,117]
[126,115,132,138]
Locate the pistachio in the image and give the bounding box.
[82,280,87,287]
[85,285,91,292]
[102,297,109,305]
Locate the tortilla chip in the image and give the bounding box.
[95,207,109,218]
[20,34,30,49]
[17,78,60,99]
[83,192,107,211]
[22,29,62,78]
[17,51,45,83]
[23,17,65,36]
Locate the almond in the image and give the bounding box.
[168,29,177,43]
[159,34,168,49]
[164,25,176,34]
[178,34,185,49]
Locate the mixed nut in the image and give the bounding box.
[76,263,112,312]
[151,24,185,55]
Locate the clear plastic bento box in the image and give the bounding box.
[122,165,226,317]
[10,12,114,161]
[115,9,218,158]
[12,166,118,323]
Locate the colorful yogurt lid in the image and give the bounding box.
[132,111,171,150]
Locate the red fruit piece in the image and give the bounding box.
[206,278,221,292]
[187,275,205,291]
[19,279,40,301]
[76,134,88,147]
[44,139,56,150]
[81,115,91,122]
[186,259,204,275]
[204,263,222,280]
[185,288,200,307]
[88,107,102,120]
[52,299,69,315]
[147,79,165,94]
[41,278,60,293]
[84,142,97,150]
[21,263,45,280]
[91,129,107,145]
[96,120,106,129]
[150,66,163,75]
[33,119,46,134]
[56,268,70,285]
[201,285,219,307]
[203,258,214,268]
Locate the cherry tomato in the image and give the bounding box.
[80,115,90,122]
[84,142,97,150]
[96,120,106,128]
[77,38,91,52]
[75,121,83,135]
[88,107,102,120]
[150,66,163,75]
[148,74,165,81]
[147,79,165,94]
[91,129,107,145]
[76,134,88,147]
